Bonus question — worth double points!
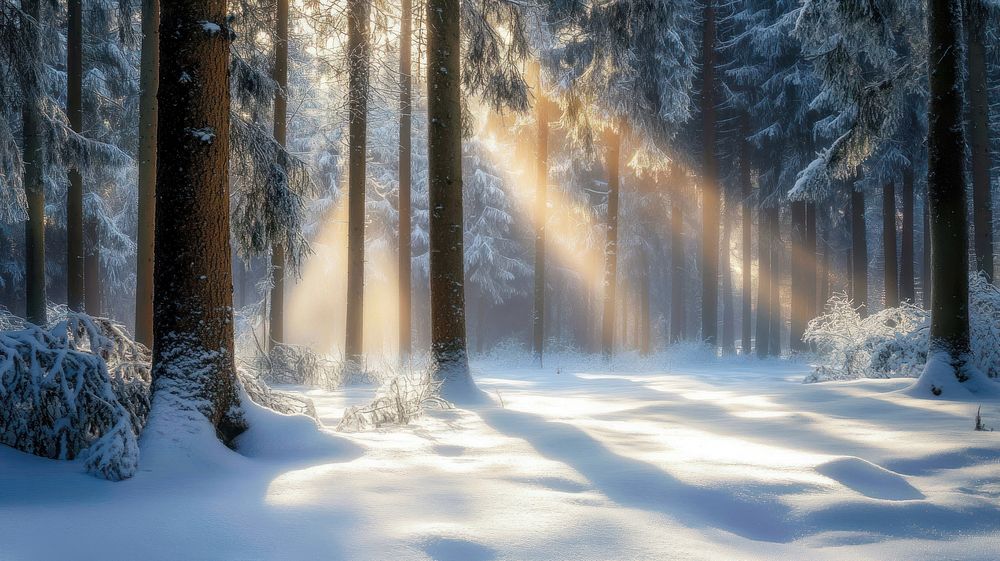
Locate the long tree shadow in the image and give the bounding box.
[478,407,808,543]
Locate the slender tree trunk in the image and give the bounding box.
[267,0,290,352]
[790,200,807,351]
[426,0,474,396]
[851,186,869,315]
[532,64,549,364]
[925,0,973,381]
[475,294,486,355]
[923,194,932,308]
[882,182,899,308]
[23,0,45,326]
[768,204,781,357]
[700,0,719,348]
[344,0,370,366]
[84,211,101,316]
[135,0,159,348]
[819,215,830,310]
[740,114,752,353]
[601,125,621,359]
[398,0,412,363]
[721,201,735,354]
[805,201,818,327]
[151,0,244,439]
[755,189,771,358]
[67,0,84,311]
[900,167,915,302]
[967,0,993,282]
[670,166,685,343]
[640,250,651,355]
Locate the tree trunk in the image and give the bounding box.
[900,167,915,302]
[640,250,651,355]
[819,214,830,310]
[84,212,101,316]
[22,0,45,326]
[532,64,549,364]
[670,166,685,343]
[151,0,244,439]
[700,0,719,348]
[925,0,973,380]
[135,0,159,348]
[67,0,84,311]
[426,0,475,397]
[268,0,290,352]
[475,294,486,355]
[805,201,818,328]
[922,193,931,308]
[721,200,735,354]
[398,0,412,363]
[768,204,781,357]
[601,125,621,359]
[851,186,869,315]
[740,114,752,354]
[755,190,771,358]
[967,0,993,282]
[882,182,899,308]
[790,200,807,351]
[344,0,370,366]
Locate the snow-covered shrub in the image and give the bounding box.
[338,371,450,432]
[238,367,317,419]
[0,312,150,481]
[969,274,1000,379]
[805,275,1000,382]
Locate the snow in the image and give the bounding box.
[2,357,999,560]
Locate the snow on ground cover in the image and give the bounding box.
[1,356,998,560]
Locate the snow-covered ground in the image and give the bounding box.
[2,357,999,560]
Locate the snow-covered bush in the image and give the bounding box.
[338,371,450,432]
[805,275,1000,382]
[0,311,151,481]
[238,367,317,419]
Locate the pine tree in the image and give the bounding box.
[135,0,159,348]
[66,0,84,312]
[967,0,994,282]
[397,0,413,363]
[268,0,290,352]
[149,0,245,439]
[22,0,45,326]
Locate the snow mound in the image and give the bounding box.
[236,394,362,461]
[905,352,1000,400]
[816,457,924,500]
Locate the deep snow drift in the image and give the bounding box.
[1,357,998,561]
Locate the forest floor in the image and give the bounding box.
[2,355,999,560]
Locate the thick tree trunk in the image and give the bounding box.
[790,200,807,351]
[426,0,475,397]
[67,0,84,311]
[882,182,899,308]
[670,166,685,343]
[700,0,719,348]
[398,0,412,363]
[22,0,45,326]
[268,0,289,352]
[532,64,549,364]
[601,126,621,359]
[851,186,869,316]
[967,0,993,282]
[900,167,915,302]
[925,0,973,379]
[740,115,752,354]
[135,0,159,348]
[755,192,771,358]
[344,0,370,366]
[151,0,244,438]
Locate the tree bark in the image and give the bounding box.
[790,200,807,351]
[923,193,931,309]
[755,187,771,358]
[805,201,818,328]
[601,125,621,359]
[966,0,993,282]
[768,203,781,357]
[740,114,752,353]
[851,186,869,316]
[84,210,101,316]
[398,0,412,363]
[22,0,45,326]
[67,0,84,311]
[344,0,370,366]
[152,0,244,438]
[532,64,549,364]
[700,0,719,348]
[925,0,973,378]
[135,0,159,348]
[640,250,651,355]
[268,0,290,352]
[882,182,899,308]
[670,166,685,343]
[721,199,735,354]
[426,0,474,396]
[900,167,915,302]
